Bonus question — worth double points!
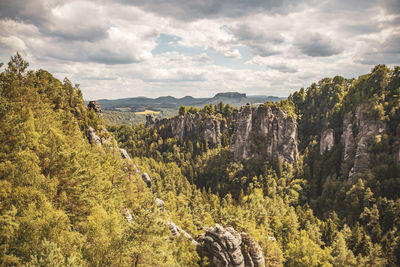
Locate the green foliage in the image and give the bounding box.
[0,54,178,266]
[1,54,399,266]
[178,105,188,115]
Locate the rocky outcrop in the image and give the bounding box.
[87,126,101,146]
[341,105,386,179]
[197,224,265,267]
[168,222,199,245]
[119,148,131,160]
[146,113,222,147]
[86,102,117,148]
[320,128,334,155]
[88,101,103,117]
[230,104,298,164]
[141,173,152,188]
[155,198,165,211]
[122,208,133,223]
[240,233,265,267]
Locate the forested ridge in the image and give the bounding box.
[1,54,399,266]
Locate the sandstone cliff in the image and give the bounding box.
[146,113,222,147]
[230,104,298,164]
[341,105,386,180]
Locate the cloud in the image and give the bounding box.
[267,63,298,73]
[0,0,399,100]
[0,2,162,65]
[357,32,400,64]
[231,23,285,44]
[295,32,344,57]
[380,0,400,14]
[45,1,110,42]
[197,53,212,62]
[0,0,55,25]
[116,0,304,21]
[229,23,284,57]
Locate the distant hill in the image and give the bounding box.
[95,92,285,111]
[94,92,285,125]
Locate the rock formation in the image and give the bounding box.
[146,113,222,147]
[155,198,165,211]
[197,224,265,267]
[168,222,199,245]
[87,126,101,146]
[240,233,265,267]
[320,128,334,155]
[119,148,131,160]
[141,173,152,188]
[88,101,103,117]
[341,105,386,179]
[230,104,298,164]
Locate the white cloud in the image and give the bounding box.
[0,0,398,100]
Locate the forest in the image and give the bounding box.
[0,53,399,266]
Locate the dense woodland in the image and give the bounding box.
[1,54,399,266]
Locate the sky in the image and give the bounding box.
[0,0,399,100]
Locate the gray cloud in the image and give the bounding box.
[232,24,285,44]
[250,45,280,57]
[115,0,304,21]
[0,1,110,43]
[230,23,284,57]
[267,63,298,73]
[380,0,400,14]
[0,0,55,26]
[295,33,344,57]
[358,33,400,65]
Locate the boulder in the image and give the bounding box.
[197,224,265,267]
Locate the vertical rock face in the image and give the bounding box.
[146,113,222,147]
[341,112,355,162]
[341,105,386,179]
[197,224,265,267]
[320,128,334,155]
[230,104,298,164]
[88,101,103,117]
